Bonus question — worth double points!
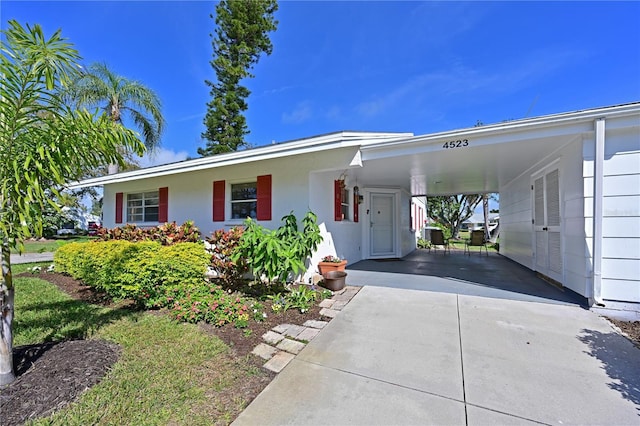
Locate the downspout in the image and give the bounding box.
[592,118,605,306]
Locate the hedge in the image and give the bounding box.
[55,241,210,307]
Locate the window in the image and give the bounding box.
[127,191,159,222]
[231,182,257,219]
[341,186,350,221]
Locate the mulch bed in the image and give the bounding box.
[608,319,640,348]
[1,272,333,425]
[1,339,120,426]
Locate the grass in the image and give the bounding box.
[12,266,261,425]
[11,236,95,254]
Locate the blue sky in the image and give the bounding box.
[2,1,639,167]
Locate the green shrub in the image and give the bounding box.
[54,240,273,327]
[55,241,209,306]
[417,237,430,249]
[233,211,322,284]
[267,285,330,314]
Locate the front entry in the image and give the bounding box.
[532,166,563,283]
[370,192,396,257]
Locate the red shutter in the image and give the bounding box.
[334,180,343,221]
[213,180,225,221]
[257,174,272,221]
[412,203,416,230]
[353,191,359,223]
[158,187,168,223]
[115,192,123,224]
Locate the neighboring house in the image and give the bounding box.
[463,213,500,232]
[69,103,640,310]
[57,206,101,235]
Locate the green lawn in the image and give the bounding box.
[11,236,95,254]
[12,264,261,425]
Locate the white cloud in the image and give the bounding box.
[282,101,312,124]
[136,147,190,168]
[354,46,589,119]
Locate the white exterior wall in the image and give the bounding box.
[559,139,591,297]
[399,190,417,257]
[308,170,363,275]
[499,174,534,269]
[584,121,640,303]
[103,148,360,236]
[500,137,590,298]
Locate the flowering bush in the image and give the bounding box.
[167,283,265,328]
[320,255,343,263]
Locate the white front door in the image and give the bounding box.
[532,167,563,283]
[370,193,396,257]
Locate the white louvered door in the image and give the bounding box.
[532,167,563,283]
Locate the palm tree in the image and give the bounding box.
[69,63,164,173]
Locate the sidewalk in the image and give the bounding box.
[9,252,54,264]
[234,286,640,425]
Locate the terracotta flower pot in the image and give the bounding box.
[318,260,347,275]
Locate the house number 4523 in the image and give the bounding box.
[442,139,469,149]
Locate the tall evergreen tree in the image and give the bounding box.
[199,0,278,157]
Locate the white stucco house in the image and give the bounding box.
[69,102,640,310]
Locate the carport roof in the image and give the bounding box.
[356,102,640,195]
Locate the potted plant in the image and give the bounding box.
[318,255,348,275]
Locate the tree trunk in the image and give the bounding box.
[0,241,15,385]
[483,194,490,241]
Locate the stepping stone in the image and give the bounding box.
[263,351,295,373]
[320,308,339,318]
[262,330,285,345]
[272,324,293,334]
[331,300,348,310]
[282,324,306,338]
[303,320,329,329]
[296,327,320,342]
[276,338,306,355]
[252,343,278,360]
[319,299,335,308]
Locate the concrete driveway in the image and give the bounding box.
[234,286,640,425]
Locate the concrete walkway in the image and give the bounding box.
[9,252,54,264]
[234,286,640,425]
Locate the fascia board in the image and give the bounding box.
[361,103,640,156]
[66,131,410,189]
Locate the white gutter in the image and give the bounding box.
[361,102,640,153]
[592,118,605,306]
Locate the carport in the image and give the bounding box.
[346,250,587,306]
[335,104,640,307]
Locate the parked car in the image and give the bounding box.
[57,222,76,236]
[88,221,100,236]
